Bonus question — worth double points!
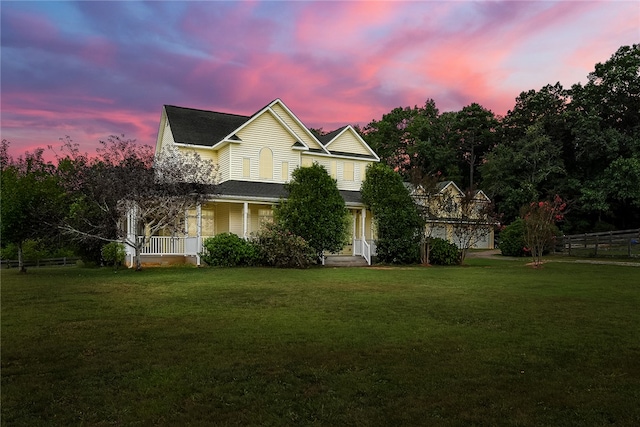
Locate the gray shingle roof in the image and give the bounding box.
[215,181,287,200]
[214,180,362,205]
[316,126,348,146]
[164,105,249,147]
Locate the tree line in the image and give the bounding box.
[360,44,640,233]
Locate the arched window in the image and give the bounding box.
[259,148,273,179]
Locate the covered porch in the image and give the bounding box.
[125,197,376,267]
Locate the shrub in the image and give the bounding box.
[361,163,423,264]
[429,238,460,265]
[275,163,350,258]
[256,222,316,268]
[499,218,527,257]
[201,233,259,267]
[101,242,126,268]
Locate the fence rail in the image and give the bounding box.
[562,229,640,258]
[1,257,80,269]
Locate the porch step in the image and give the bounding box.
[324,255,369,267]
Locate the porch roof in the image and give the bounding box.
[214,180,363,206]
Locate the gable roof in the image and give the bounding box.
[315,125,380,161]
[164,105,249,147]
[215,99,329,153]
[316,126,348,146]
[162,100,378,161]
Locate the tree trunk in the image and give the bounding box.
[134,243,142,271]
[459,247,467,265]
[18,241,26,273]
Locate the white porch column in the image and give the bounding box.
[196,203,202,238]
[361,208,366,241]
[243,202,249,239]
[352,210,357,252]
[126,205,137,268]
[196,203,202,266]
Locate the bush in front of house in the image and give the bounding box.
[498,218,527,257]
[201,233,260,267]
[361,163,423,265]
[101,242,126,268]
[429,238,461,265]
[256,222,316,268]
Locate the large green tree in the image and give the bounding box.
[481,122,565,223]
[566,44,640,230]
[1,141,65,272]
[363,100,459,180]
[361,163,423,264]
[448,103,500,190]
[275,162,350,260]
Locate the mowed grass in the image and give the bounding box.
[2,259,639,426]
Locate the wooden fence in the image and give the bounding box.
[561,229,640,258]
[0,257,80,269]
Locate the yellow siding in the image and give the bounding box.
[243,157,251,178]
[187,147,218,164]
[328,130,372,156]
[343,161,354,181]
[218,146,230,182]
[301,157,313,167]
[215,204,230,234]
[202,207,215,236]
[270,103,325,151]
[159,114,174,151]
[299,155,374,191]
[248,205,273,236]
[233,112,300,183]
[228,203,244,236]
[186,208,197,236]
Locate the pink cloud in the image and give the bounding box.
[2,0,638,161]
[293,1,401,54]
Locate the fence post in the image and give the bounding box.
[595,235,599,256]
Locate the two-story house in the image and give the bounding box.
[409,180,495,249]
[128,98,380,266]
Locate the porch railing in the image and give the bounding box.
[138,236,377,264]
[354,238,373,265]
[139,237,189,255]
[354,238,362,256]
[362,239,373,265]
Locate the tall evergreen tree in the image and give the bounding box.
[275,162,350,260]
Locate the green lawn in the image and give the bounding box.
[2,259,639,426]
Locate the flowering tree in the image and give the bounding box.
[451,190,497,264]
[521,195,566,267]
[57,136,218,270]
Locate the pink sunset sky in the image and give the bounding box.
[1,1,639,158]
